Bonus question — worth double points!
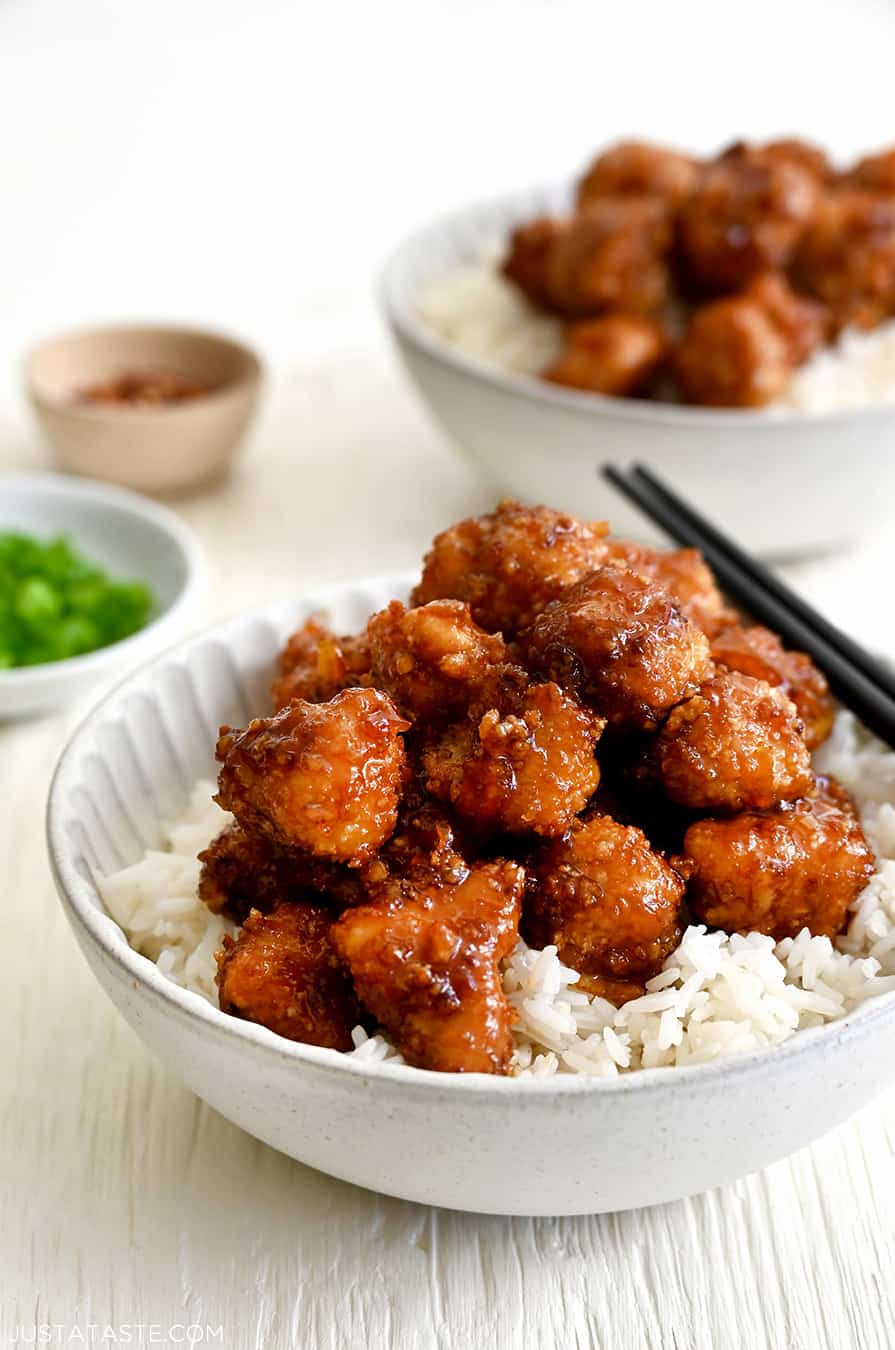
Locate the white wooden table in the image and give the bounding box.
[1,337,894,1350]
[4,1,895,1341]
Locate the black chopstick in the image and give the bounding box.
[629,463,895,701]
[602,463,895,748]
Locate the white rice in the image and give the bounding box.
[783,324,895,413]
[418,252,563,378]
[97,710,895,1078]
[417,254,895,414]
[98,784,238,1003]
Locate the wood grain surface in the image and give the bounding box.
[2,353,894,1350]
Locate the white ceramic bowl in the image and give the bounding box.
[47,573,895,1216]
[380,185,895,557]
[0,473,204,717]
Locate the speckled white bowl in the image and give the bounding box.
[380,185,895,557]
[47,574,895,1215]
[0,473,204,718]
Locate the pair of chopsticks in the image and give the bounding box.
[603,463,895,748]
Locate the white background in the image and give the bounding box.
[2,2,895,1347]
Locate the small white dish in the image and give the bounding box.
[0,473,204,717]
[47,573,895,1216]
[379,185,895,557]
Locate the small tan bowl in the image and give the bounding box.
[24,323,263,496]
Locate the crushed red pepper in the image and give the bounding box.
[76,371,210,407]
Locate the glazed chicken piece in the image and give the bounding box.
[502,216,563,309]
[847,147,895,196]
[525,564,712,730]
[198,817,379,918]
[683,779,874,940]
[577,140,700,210]
[411,499,609,636]
[652,670,813,813]
[546,197,672,318]
[503,197,672,318]
[544,315,668,396]
[208,780,471,921]
[603,539,735,637]
[216,901,362,1050]
[710,623,835,750]
[672,295,792,407]
[333,859,525,1073]
[215,688,409,864]
[198,821,309,923]
[674,271,826,408]
[366,599,511,722]
[272,618,371,710]
[525,813,685,1001]
[677,149,819,294]
[721,138,833,187]
[423,678,604,838]
[741,271,828,366]
[791,190,895,332]
[357,776,471,905]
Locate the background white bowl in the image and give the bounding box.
[0,472,204,717]
[47,573,895,1216]
[380,185,895,557]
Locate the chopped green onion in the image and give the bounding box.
[0,531,154,668]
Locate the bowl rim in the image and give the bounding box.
[378,182,895,431]
[0,471,206,685]
[23,320,263,420]
[46,571,895,1101]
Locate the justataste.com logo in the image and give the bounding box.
[7,1327,223,1346]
